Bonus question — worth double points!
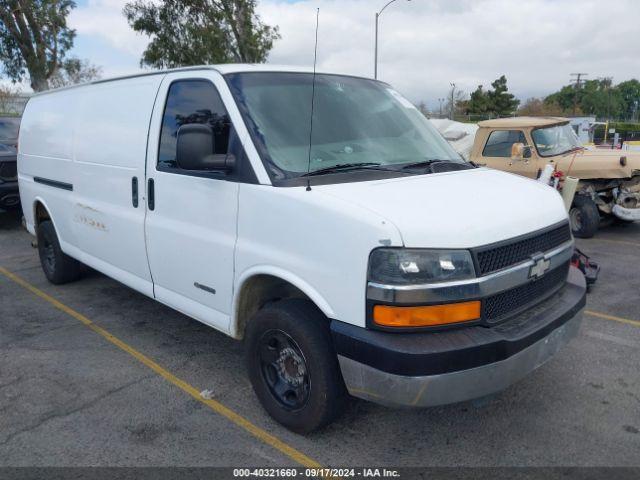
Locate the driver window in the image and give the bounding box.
[482,130,528,158]
[159,80,231,170]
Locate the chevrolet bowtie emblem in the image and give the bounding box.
[529,255,550,279]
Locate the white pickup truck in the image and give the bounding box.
[18,65,586,433]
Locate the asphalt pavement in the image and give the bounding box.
[1,209,639,468]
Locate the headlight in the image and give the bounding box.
[368,248,475,285]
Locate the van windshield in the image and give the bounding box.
[226,72,464,181]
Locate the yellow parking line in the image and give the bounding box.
[585,310,640,328]
[0,266,322,468]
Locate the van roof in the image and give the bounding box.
[477,116,569,128]
[31,64,375,97]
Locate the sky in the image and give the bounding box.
[16,0,640,107]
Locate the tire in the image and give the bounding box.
[569,195,600,238]
[244,298,346,434]
[37,220,82,284]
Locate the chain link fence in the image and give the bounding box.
[0,94,30,116]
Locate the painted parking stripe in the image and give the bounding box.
[0,266,322,469]
[585,310,640,328]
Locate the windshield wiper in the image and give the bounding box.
[400,159,468,170]
[400,158,475,172]
[563,146,585,155]
[300,162,385,177]
[399,159,441,170]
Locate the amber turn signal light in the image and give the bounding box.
[373,301,481,328]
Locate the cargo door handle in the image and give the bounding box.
[131,177,138,207]
[147,178,155,211]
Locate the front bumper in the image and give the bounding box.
[612,204,640,221]
[332,266,586,407]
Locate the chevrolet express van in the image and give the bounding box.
[18,65,586,433]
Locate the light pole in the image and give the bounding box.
[374,0,411,79]
[438,98,444,117]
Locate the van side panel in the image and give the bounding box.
[71,76,163,295]
[18,90,79,246]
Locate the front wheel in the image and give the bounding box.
[569,195,600,238]
[244,299,346,434]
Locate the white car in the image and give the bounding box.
[18,65,586,433]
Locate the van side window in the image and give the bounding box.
[158,80,231,170]
[482,130,527,158]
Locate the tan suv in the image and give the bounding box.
[469,117,640,237]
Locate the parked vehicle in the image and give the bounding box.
[18,66,586,433]
[0,115,20,148]
[469,117,640,238]
[0,143,19,212]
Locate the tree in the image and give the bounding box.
[615,79,640,120]
[123,0,280,69]
[0,0,76,91]
[466,85,490,115]
[544,85,577,114]
[444,86,466,119]
[416,101,429,116]
[487,75,519,116]
[517,97,563,116]
[0,83,21,113]
[48,57,102,88]
[464,76,519,117]
[578,78,621,119]
[543,78,640,120]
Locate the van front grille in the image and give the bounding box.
[482,261,570,323]
[473,223,571,276]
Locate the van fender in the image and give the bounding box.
[31,196,57,236]
[231,265,336,339]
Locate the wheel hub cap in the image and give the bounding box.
[276,347,306,386]
[259,330,310,410]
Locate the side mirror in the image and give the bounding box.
[176,123,235,172]
[510,142,531,163]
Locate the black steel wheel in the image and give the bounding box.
[37,220,82,284]
[259,329,310,410]
[245,299,347,434]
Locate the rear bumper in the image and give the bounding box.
[331,266,586,407]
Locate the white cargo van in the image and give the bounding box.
[18,65,586,433]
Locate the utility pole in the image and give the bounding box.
[438,98,444,117]
[570,73,588,116]
[449,83,456,120]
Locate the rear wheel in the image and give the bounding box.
[569,195,600,238]
[244,299,346,434]
[37,220,82,284]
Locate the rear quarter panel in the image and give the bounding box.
[18,90,78,244]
